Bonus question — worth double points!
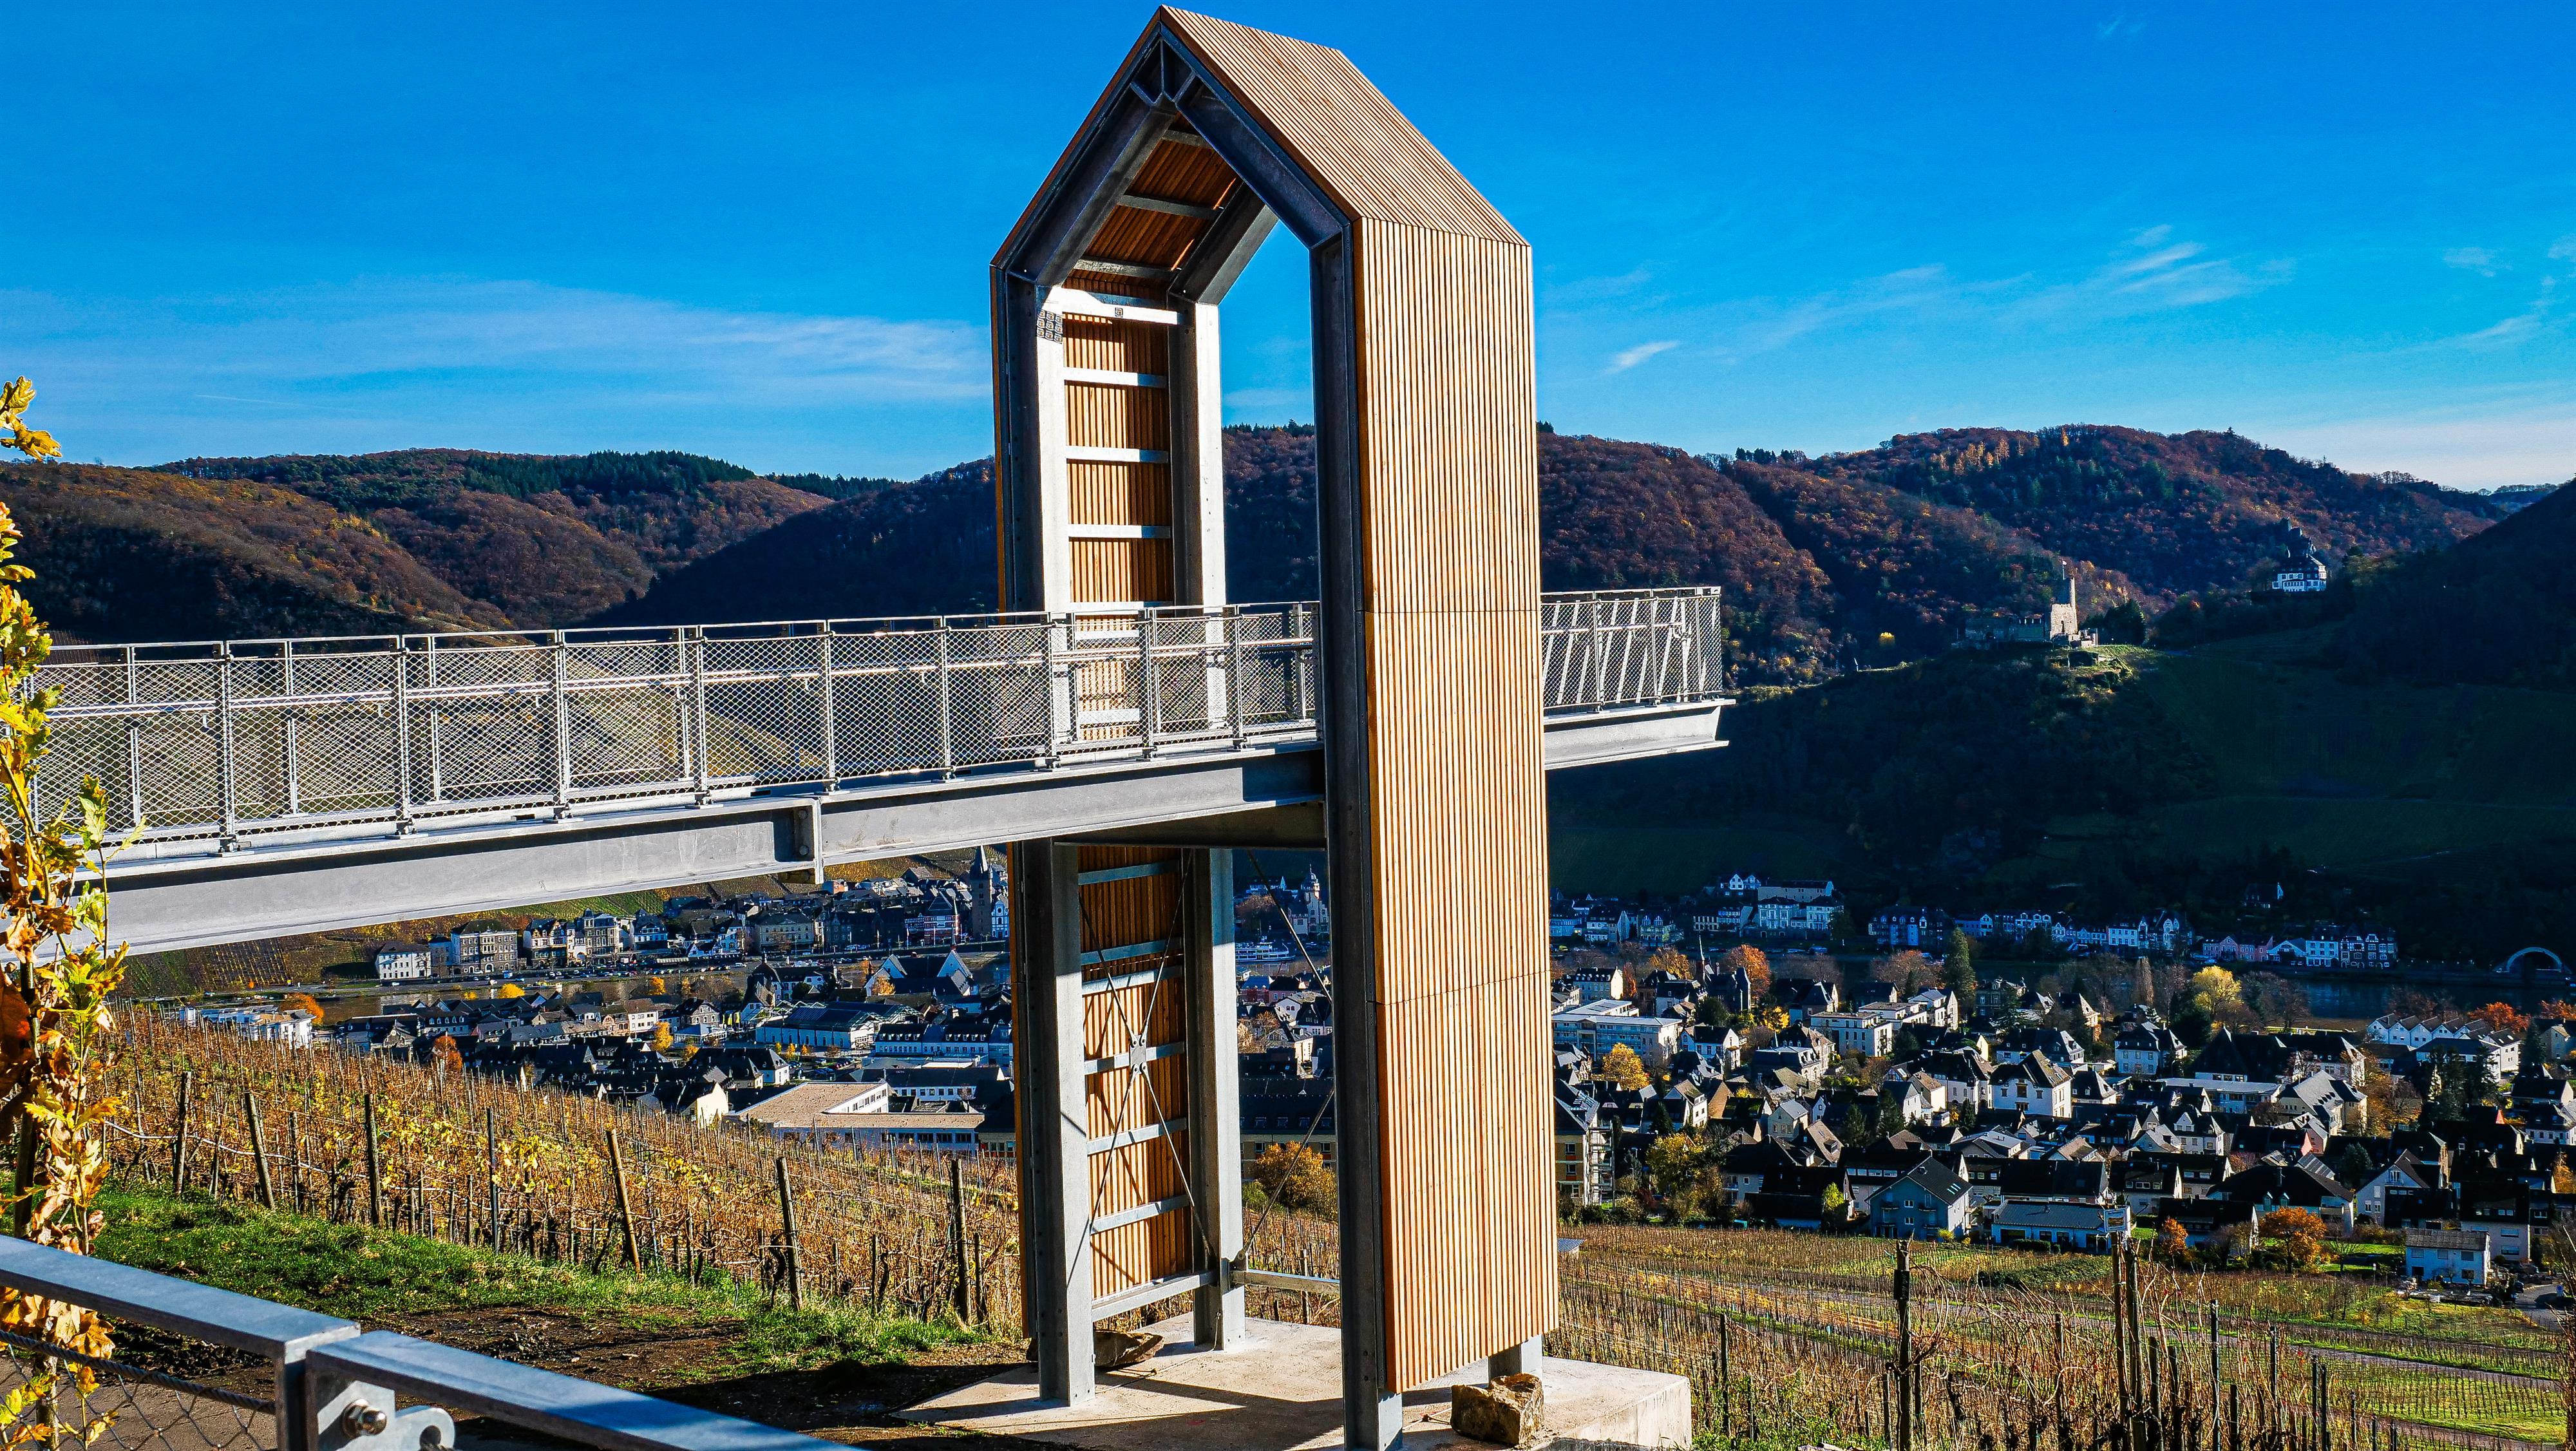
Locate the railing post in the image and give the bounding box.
[392,639,415,835]
[1138,609,1160,759]
[124,645,145,831]
[1293,603,1312,723]
[1227,609,1247,750]
[1586,595,1609,711]
[688,628,710,804]
[280,640,302,817]
[816,627,837,786]
[422,636,444,804]
[1040,614,1064,769]
[935,618,956,780]
[550,632,573,818]
[216,643,239,851]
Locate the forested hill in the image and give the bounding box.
[0,428,2516,669]
[2329,475,2576,690]
[1812,425,2500,602]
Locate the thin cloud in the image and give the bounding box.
[2257,397,2576,490]
[2451,275,2559,347]
[2444,247,2502,276]
[1607,339,1680,374]
[23,276,987,409]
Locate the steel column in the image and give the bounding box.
[1014,840,1094,1403]
[1184,846,1244,1348]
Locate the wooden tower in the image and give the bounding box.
[991,12,1551,1448]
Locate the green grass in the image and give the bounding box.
[94,1187,976,1374]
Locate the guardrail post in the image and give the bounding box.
[816,627,837,785]
[1586,595,1608,711]
[217,642,239,850]
[1289,603,1311,723]
[935,618,955,780]
[550,632,573,818]
[280,640,302,817]
[1040,615,1064,768]
[1138,610,1160,759]
[392,639,415,835]
[122,645,145,830]
[688,628,710,805]
[1227,609,1247,750]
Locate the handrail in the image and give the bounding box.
[30,588,1721,854]
[0,1237,849,1451]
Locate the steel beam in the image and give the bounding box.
[91,701,1720,955]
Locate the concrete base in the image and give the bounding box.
[901,1316,1691,1450]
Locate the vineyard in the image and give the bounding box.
[109,1021,2576,1450]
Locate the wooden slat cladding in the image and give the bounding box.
[1061,318,1168,375]
[1363,612,1545,1000]
[1161,9,1522,245]
[1132,139,1238,208]
[1340,207,1550,1387]
[1070,461,1172,526]
[1086,1055,1188,1137]
[1065,382,1170,453]
[1091,1195,1197,1296]
[1072,536,1173,605]
[1373,975,1555,1382]
[1073,841,1198,1300]
[1081,980,1186,1057]
[1350,221,1540,612]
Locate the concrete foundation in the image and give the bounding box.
[900,1316,1691,1450]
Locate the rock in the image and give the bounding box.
[1452,1373,1546,1447]
[1093,1327,1164,1370]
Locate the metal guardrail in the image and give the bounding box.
[0,1236,840,1451]
[28,587,1721,853]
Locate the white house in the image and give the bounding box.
[373,942,446,981]
[1991,1056,2072,1119]
[1815,1010,1896,1058]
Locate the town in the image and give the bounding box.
[179,861,2571,1293]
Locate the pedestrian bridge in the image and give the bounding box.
[39,587,1725,953]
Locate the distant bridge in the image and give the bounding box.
[38,588,1727,953]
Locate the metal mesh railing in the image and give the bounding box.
[0,1326,274,1451]
[32,588,1721,851]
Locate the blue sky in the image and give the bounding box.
[13,3,2575,488]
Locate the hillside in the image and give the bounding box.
[0,463,505,641]
[1812,426,2500,602]
[169,448,831,625]
[603,461,1000,623]
[2329,477,2576,690]
[3,426,2503,673]
[1549,644,2576,960]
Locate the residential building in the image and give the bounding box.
[2404,1228,2491,1286]
[1990,1199,2130,1252]
[1869,1161,1971,1239]
[373,942,446,982]
[1553,1000,1682,1068]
